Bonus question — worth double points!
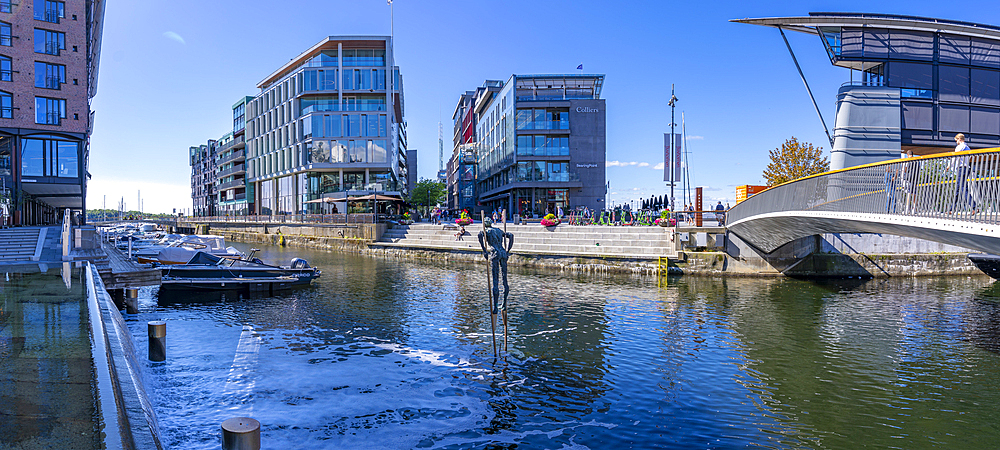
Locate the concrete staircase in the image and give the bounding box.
[375,223,676,259]
[0,227,45,261]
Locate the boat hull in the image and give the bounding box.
[968,253,1000,279]
[159,265,321,293]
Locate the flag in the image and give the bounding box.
[576,64,583,70]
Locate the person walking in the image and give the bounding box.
[714,201,726,225]
[951,133,976,213]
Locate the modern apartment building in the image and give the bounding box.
[189,140,216,217]
[0,0,105,225]
[216,96,252,215]
[473,74,606,217]
[737,12,1000,169]
[447,89,479,213]
[245,36,406,215]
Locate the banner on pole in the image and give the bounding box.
[663,133,683,182]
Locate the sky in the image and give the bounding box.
[85,0,1000,214]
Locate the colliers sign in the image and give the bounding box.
[575,107,599,113]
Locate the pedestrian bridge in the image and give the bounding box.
[727,148,1000,255]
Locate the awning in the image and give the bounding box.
[345,194,405,202]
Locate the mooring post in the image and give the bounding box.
[221,417,260,450]
[125,288,139,314]
[148,321,166,362]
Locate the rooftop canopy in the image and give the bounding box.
[732,12,1000,40]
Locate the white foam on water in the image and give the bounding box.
[221,324,261,415]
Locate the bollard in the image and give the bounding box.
[125,288,139,314]
[221,417,260,450]
[148,321,166,362]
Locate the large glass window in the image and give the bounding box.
[369,140,387,163]
[887,62,932,90]
[971,68,1000,106]
[0,22,10,46]
[304,50,338,68]
[348,140,365,163]
[300,96,339,115]
[939,65,970,103]
[324,115,341,138]
[34,0,64,23]
[56,140,77,177]
[516,135,568,156]
[343,172,363,191]
[515,108,570,130]
[0,1,10,13]
[0,56,9,82]
[35,96,65,125]
[21,139,43,176]
[0,136,11,177]
[341,49,385,67]
[34,61,65,89]
[347,114,361,136]
[34,28,65,55]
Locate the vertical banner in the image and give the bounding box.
[663,133,670,182]
[674,133,682,174]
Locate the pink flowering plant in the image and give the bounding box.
[540,213,560,227]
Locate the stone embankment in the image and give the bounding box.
[185,220,984,278]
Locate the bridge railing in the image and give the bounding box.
[728,147,1000,226]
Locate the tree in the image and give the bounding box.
[407,178,446,215]
[762,137,829,186]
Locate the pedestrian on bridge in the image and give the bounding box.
[951,133,977,214]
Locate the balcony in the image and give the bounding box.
[217,178,245,191]
[217,135,245,154]
[218,148,245,166]
[217,163,246,178]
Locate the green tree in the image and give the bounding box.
[407,178,446,215]
[762,137,830,186]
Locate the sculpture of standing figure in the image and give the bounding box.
[478,217,514,355]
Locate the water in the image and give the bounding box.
[125,245,1000,449]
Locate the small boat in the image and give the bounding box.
[968,253,1000,279]
[136,234,242,264]
[158,249,321,293]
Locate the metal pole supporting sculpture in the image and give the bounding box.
[478,216,514,356]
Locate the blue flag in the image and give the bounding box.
[576,64,583,70]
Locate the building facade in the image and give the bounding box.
[245,36,406,215]
[473,74,606,217]
[189,140,216,217]
[738,12,1000,169]
[0,0,105,225]
[447,89,478,214]
[215,96,252,215]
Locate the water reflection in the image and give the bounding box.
[128,246,1000,449]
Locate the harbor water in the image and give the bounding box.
[126,244,1000,449]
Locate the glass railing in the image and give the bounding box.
[517,145,570,157]
[515,172,581,183]
[515,120,569,131]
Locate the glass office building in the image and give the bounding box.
[472,74,606,217]
[245,36,406,215]
[737,12,1000,169]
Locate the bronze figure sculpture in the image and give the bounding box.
[478,216,514,356]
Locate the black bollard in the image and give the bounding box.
[125,288,139,314]
[148,321,166,362]
[221,417,260,450]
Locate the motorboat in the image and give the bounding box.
[158,249,321,293]
[969,253,1000,279]
[135,234,242,264]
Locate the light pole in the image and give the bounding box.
[668,85,678,212]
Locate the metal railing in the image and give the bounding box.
[180,213,382,225]
[728,147,1000,227]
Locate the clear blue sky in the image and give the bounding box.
[86,0,1000,213]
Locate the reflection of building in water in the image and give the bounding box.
[240,36,407,215]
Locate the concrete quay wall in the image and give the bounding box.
[190,221,982,278]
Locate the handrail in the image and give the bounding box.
[729,147,1000,227]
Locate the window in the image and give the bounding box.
[35,96,65,125]
[34,0,65,23]
[0,1,11,13]
[0,90,11,119]
[34,29,65,55]
[0,22,9,46]
[0,56,9,82]
[34,62,65,89]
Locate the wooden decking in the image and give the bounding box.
[98,240,161,290]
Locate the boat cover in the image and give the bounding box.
[185,251,224,265]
